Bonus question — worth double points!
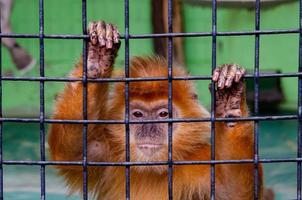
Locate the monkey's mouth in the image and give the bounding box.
[137,143,163,155]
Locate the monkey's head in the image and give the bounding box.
[108,56,210,173]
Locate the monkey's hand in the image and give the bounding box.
[87,21,121,78]
[212,64,246,127]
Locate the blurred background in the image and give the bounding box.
[0,0,300,199]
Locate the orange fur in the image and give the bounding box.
[48,56,263,199]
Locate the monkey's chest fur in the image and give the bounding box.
[95,165,215,200]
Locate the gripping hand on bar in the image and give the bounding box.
[212,64,247,127]
[86,21,121,78]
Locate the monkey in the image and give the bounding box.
[48,20,263,200]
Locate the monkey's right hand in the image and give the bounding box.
[87,21,121,78]
[212,64,246,127]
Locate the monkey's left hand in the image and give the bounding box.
[212,64,246,127]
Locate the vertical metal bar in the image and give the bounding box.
[254,0,261,199]
[38,0,46,199]
[297,0,302,199]
[210,0,217,199]
[167,0,173,199]
[0,4,3,200]
[81,0,88,199]
[124,0,131,199]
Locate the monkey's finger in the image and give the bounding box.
[234,66,245,82]
[225,64,237,88]
[106,23,114,49]
[96,21,106,47]
[113,25,120,44]
[230,81,244,97]
[234,70,242,83]
[88,22,98,45]
[218,64,228,89]
[112,41,121,55]
[213,68,221,82]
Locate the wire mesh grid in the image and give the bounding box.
[0,0,301,200]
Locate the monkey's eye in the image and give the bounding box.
[158,110,169,118]
[132,111,143,118]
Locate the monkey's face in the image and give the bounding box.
[129,99,177,162]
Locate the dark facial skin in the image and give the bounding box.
[130,100,177,156]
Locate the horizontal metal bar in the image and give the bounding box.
[0,33,87,39]
[1,76,168,82]
[1,72,301,83]
[131,29,300,38]
[2,157,302,166]
[0,115,297,124]
[0,28,299,40]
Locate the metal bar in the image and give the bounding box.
[81,1,88,200]
[124,0,131,199]
[2,157,302,166]
[0,114,298,124]
[253,0,261,198]
[167,0,174,199]
[210,0,217,198]
[0,72,301,82]
[297,0,302,199]
[0,28,300,39]
[1,1,301,199]
[38,0,46,199]
[0,4,3,200]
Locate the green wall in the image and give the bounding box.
[1,0,299,116]
[183,1,299,110]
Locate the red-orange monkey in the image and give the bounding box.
[48,20,263,200]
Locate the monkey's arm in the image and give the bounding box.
[48,21,120,163]
[212,65,263,199]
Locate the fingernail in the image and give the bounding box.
[107,41,113,49]
[225,80,230,88]
[100,38,106,46]
[218,81,223,88]
[115,37,120,44]
[113,36,118,43]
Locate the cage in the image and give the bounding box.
[0,0,301,200]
